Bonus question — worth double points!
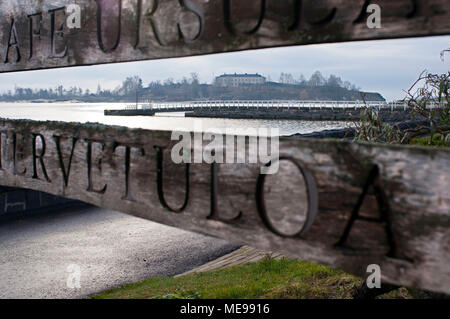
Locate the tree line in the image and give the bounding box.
[277,71,361,91]
[0,71,374,102]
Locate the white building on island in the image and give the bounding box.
[214,73,266,87]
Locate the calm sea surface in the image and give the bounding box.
[0,102,347,136]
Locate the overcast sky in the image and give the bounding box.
[0,35,448,101]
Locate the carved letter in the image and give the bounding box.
[154,146,189,213]
[86,140,107,194]
[354,0,371,23]
[224,0,265,35]
[0,131,5,170]
[12,133,26,176]
[4,19,21,63]
[207,163,242,222]
[134,0,166,48]
[305,1,336,26]
[48,7,68,58]
[27,12,42,59]
[256,157,317,237]
[288,0,302,31]
[96,0,121,53]
[134,0,143,48]
[406,0,418,18]
[335,166,399,258]
[113,143,144,201]
[54,136,77,187]
[177,0,203,42]
[32,134,51,182]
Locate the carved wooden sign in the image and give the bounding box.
[0,118,449,293]
[0,0,449,73]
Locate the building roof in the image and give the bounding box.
[217,73,265,78]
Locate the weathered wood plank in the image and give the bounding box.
[0,118,448,293]
[175,246,284,277]
[0,0,449,73]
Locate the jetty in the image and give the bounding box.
[104,100,423,121]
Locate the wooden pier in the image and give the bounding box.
[104,100,416,121]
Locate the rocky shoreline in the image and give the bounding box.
[292,120,430,139]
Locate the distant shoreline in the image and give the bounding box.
[0,99,117,103]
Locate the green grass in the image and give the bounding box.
[93,257,414,299]
[410,133,449,147]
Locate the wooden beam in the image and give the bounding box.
[0,0,449,73]
[0,118,449,293]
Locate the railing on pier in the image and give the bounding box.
[136,100,447,111]
[129,100,409,111]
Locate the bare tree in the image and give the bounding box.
[402,70,449,144]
